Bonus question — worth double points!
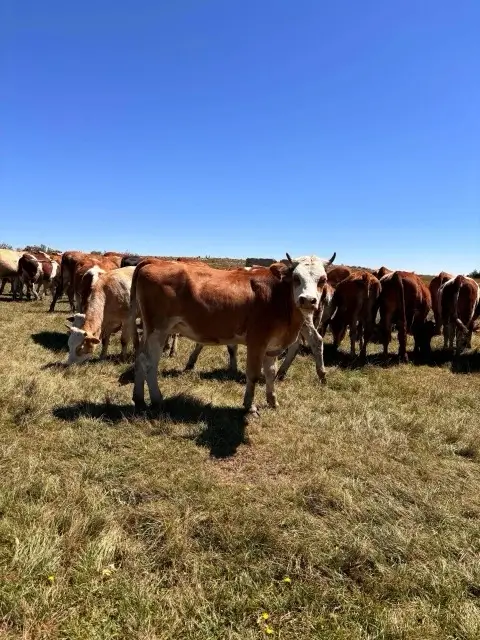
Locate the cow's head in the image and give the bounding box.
[414,319,436,354]
[66,315,100,364]
[281,252,336,313]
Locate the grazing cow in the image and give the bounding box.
[0,249,23,299]
[378,271,435,361]
[438,275,480,355]
[66,267,136,364]
[276,281,335,379]
[326,265,352,288]
[373,266,393,280]
[130,253,336,415]
[329,271,382,359]
[74,257,121,313]
[429,271,453,335]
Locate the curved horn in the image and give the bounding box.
[286,252,293,264]
[324,252,336,267]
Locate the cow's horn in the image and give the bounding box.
[286,252,293,264]
[325,252,336,266]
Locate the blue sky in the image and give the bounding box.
[2,0,479,273]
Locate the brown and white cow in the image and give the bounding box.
[438,275,480,355]
[130,253,336,415]
[429,271,453,335]
[329,271,382,360]
[49,251,120,312]
[17,251,60,300]
[66,267,136,364]
[378,271,435,361]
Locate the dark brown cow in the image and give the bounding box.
[330,271,382,360]
[373,266,393,280]
[49,251,88,312]
[326,265,352,288]
[429,271,453,334]
[439,275,480,355]
[130,253,335,415]
[378,271,435,361]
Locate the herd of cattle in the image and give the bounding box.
[0,248,479,415]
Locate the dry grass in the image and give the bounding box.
[1,293,480,639]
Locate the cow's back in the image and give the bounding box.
[0,249,23,277]
[327,265,352,287]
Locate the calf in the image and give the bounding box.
[130,253,336,415]
[329,271,382,359]
[429,271,453,335]
[67,267,136,363]
[439,275,480,355]
[49,251,88,312]
[378,271,435,361]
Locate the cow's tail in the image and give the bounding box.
[393,271,406,332]
[130,265,141,355]
[452,275,470,333]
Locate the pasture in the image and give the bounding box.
[1,289,480,639]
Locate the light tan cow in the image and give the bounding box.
[0,249,23,299]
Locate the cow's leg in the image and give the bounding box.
[168,334,178,357]
[303,317,327,383]
[448,322,455,351]
[263,354,279,408]
[455,326,466,357]
[397,318,408,363]
[276,340,300,380]
[100,335,110,359]
[68,282,76,312]
[349,319,359,357]
[185,343,203,370]
[466,329,473,349]
[244,347,264,415]
[227,345,238,373]
[381,311,393,359]
[144,329,167,408]
[120,323,131,362]
[49,280,63,312]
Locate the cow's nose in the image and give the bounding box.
[299,295,316,306]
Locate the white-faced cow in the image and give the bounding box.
[130,253,336,416]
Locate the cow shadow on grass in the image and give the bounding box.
[32,331,68,352]
[53,394,247,458]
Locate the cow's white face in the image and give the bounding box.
[67,325,100,364]
[291,254,335,313]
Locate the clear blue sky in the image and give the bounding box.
[2,0,479,273]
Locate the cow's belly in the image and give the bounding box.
[171,320,246,346]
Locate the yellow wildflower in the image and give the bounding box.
[261,612,269,620]
[47,575,54,583]
[282,576,291,583]
[264,625,274,635]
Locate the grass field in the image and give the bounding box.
[1,291,480,639]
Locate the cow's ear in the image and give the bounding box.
[65,323,72,332]
[66,315,75,323]
[270,262,294,281]
[85,335,101,345]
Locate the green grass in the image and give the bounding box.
[1,295,480,639]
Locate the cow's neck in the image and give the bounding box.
[82,293,106,338]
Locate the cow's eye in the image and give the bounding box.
[293,274,300,285]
